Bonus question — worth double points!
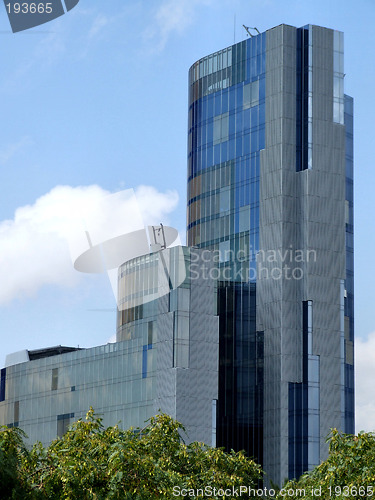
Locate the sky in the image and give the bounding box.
[0,0,374,433]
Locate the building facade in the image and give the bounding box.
[187,24,354,484]
[0,246,219,447]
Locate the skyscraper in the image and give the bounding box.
[187,24,354,484]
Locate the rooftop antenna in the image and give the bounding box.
[243,25,260,38]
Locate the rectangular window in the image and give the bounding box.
[345,200,350,225]
[333,30,344,124]
[213,113,229,145]
[57,413,74,438]
[14,401,19,425]
[0,368,6,402]
[51,368,58,391]
[148,321,153,346]
[213,116,221,144]
[142,346,148,379]
[303,300,313,356]
[345,340,354,365]
[307,357,319,383]
[221,113,229,141]
[344,316,350,340]
[219,188,230,213]
[239,207,250,233]
[302,300,313,384]
[296,27,313,170]
[212,400,217,447]
[243,80,259,109]
[219,240,230,263]
[308,387,319,409]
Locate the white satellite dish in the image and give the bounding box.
[73,224,178,273]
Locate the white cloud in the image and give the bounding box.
[0,184,178,305]
[355,332,375,432]
[146,0,213,52]
[135,184,179,225]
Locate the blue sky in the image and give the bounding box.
[0,0,374,431]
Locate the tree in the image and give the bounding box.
[0,409,262,499]
[277,429,375,499]
[0,425,34,499]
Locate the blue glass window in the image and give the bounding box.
[0,368,6,402]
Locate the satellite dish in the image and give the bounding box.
[243,25,260,37]
[74,225,178,273]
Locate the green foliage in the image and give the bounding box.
[0,425,35,499]
[0,409,262,499]
[276,429,375,499]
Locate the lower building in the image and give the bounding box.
[0,246,219,447]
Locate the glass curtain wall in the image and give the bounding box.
[187,33,266,465]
